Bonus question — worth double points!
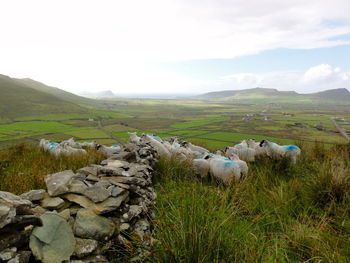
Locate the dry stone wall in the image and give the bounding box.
[0,142,159,263]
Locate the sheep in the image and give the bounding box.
[181,142,209,154]
[62,145,87,155]
[204,154,242,186]
[39,139,50,150]
[192,158,210,178]
[80,141,97,148]
[225,146,255,162]
[128,132,141,144]
[259,139,301,164]
[60,137,81,148]
[246,139,267,157]
[229,153,249,178]
[96,144,121,157]
[140,134,171,158]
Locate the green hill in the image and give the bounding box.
[193,87,350,104]
[13,78,99,106]
[0,74,86,120]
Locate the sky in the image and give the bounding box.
[0,0,350,95]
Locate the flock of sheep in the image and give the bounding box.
[128,132,301,186]
[39,132,301,186]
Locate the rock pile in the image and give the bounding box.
[0,142,158,263]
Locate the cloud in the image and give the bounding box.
[0,0,350,93]
[219,64,350,93]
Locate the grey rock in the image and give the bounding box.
[0,247,17,261]
[86,174,99,182]
[83,186,110,203]
[20,189,46,201]
[69,180,88,195]
[119,223,130,232]
[73,238,99,258]
[0,200,16,228]
[16,250,31,263]
[0,191,32,207]
[77,166,99,177]
[58,209,71,220]
[98,166,124,176]
[74,209,115,241]
[29,213,75,263]
[45,170,75,197]
[41,195,65,210]
[122,205,143,222]
[31,205,47,216]
[110,186,125,197]
[95,181,111,189]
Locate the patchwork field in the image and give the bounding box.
[0,99,349,148]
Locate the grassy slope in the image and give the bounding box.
[13,78,100,106]
[151,143,350,262]
[0,74,85,119]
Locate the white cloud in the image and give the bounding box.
[0,0,350,93]
[219,65,350,93]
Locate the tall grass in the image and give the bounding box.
[151,143,350,262]
[0,144,105,194]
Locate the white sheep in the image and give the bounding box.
[225,146,255,162]
[140,134,171,158]
[128,132,141,144]
[229,153,249,178]
[182,142,209,154]
[97,144,121,157]
[62,145,87,155]
[192,159,210,178]
[205,155,241,186]
[246,139,267,157]
[259,139,301,164]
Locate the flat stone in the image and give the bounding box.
[95,181,111,188]
[31,206,47,216]
[73,238,99,258]
[20,189,46,201]
[63,193,129,214]
[86,174,99,182]
[69,180,88,195]
[30,213,75,263]
[83,186,110,203]
[41,195,65,210]
[45,170,75,197]
[107,160,129,168]
[74,209,115,241]
[110,186,126,197]
[58,209,71,221]
[77,166,99,177]
[100,176,147,186]
[98,166,124,176]
[0,200,16,228]
[0,247,17,261]
[0,191,32,207]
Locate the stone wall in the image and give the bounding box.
[0,142,159,263]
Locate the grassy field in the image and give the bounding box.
[0,98,349,150]
[150,143,350,262]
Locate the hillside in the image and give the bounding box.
[0,74,86,120]
[193,87,350,104]
[14,78,99,106]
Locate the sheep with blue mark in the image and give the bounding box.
[259,139,301,164]
[96,144,121,157]
[204,154,242,186]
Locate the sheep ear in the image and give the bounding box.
[224,146,228,151]
[204,155,210,160]
[96,144,102,150]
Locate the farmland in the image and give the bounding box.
[0,99,349,148]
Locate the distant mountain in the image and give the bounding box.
[0,74,85,119]
[193,87,350,104]
[79,90,116,99]
[14,78,98,106]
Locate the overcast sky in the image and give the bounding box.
[0,0,350,94]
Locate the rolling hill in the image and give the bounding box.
[13,78,98,106]
[193,87,350,104]
[0,74,86,120]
